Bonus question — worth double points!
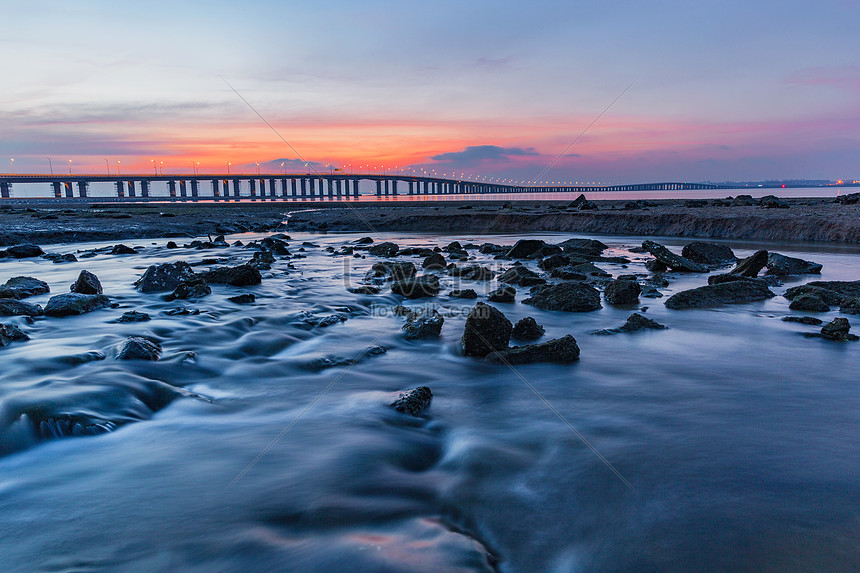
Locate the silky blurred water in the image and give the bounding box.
[0,229,857,572]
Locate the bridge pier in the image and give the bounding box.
[76,181,88,198]
[190,180,199,199]
[232,179,241,198]
[52,181,61,198]
[290,178,297,198]
[0,182,10,198]
[179,180,187,198]
[249,179,257,199]
[126,181,136,198]
[115,181,124,198]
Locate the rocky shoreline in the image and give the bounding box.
[1,194,859,247]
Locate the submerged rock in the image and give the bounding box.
[228,293,256,304]
[389,386,433,416]
[42,253,78,264]
[203,264,262,286]
[765,253,822,276]
[449,289,478,299]
[782,316,823,325]
[487,286,516,303]
[594,313,667,335]
[681,242,736,265]
[371,261,416,281]
[511,317,545,341]
[118,310,151,323]
[497,266,545,286]
[729,250,768,277]
[604,279,641,305]
[392,276,440,299]
[0,299,44,317]
[44,293,111,317]
[0,276,50,299]
[665,280,774,309]
[401,308,444,339]
[449,265,495,281]
[348,285,381,295]
[164,277,211,301]
[117,337,162,360]
[642,240,707,273]
[70,270,103,295]
[0,323,29,348]
[486,334,580,364]
[461,302,512,357]
[135,262,198,293]
[523,282,602,312]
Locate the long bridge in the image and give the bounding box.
[0,173,722,200]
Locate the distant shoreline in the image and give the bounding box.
[1,197,858,247]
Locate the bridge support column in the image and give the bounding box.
[391,180,398,195]
[249,179,257,198]
[179,180,187,198]
[353,179,359,198]
[376,180,382,196]
[190,180,199,199]
[291,179,297,198]
[127,181,136,198]
[0,182,10,199]
[232,179,241,198]
[328,178,334,198]
[115,181,124,198]
[52,181,62,198]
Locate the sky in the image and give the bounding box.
[1,0,859,184]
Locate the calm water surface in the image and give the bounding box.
[0,228,857,572]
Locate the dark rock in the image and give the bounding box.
[604,279,641,305]
[165,307,200,316]
[448,265,494,281]
[228,294,256,304]
[570,262,611,278]
[449,289,478,299]
[165,277,211,301]
[44,293,111,317]
[789,294,830,312]
[837,192,860,205]
[558,238,607,255]
[116,337,162,360]
[135,262,198,293]
[523,282,602,312]
[578,200,598,210]
[5,244,44,258]
[0,323,29,348]
[371,261,416,281]
[42,253,78,263]
[732,194,754,206]
[203,264,262,286]
[487,286,516,303]
[782,316,823,325]
[118,311,151,323]
[110,244,137,255]
[551,267,588,281]
[391,276,440,298]
[401,308,444,339]
[422,253,447,269]
[355,237,374,244]
[681,242,737,265]
[166,241,179,249]
[479,243,506,254]
[759,195,788,208]
[640,286,664,298]
[461,302,512,357]
[786,281,860,302]
[841,298,860,315]
[684,199,708,208]
[69,270,103,295]
[0,299,43,317]
[0,277,50,299]
[665,280,774,309]
[298,311,348,328]
[645,260,668,273]
[709,274,757,285]
[642,240,707,272]
[765,253,822,276]
[348,285,381,295]
[568,194,589,208]
[444,241,463,252]
[538,254,571,270]
[368,242,399,257]
[389,386,433,416]
[486,334,580,364]
[594,313,667,335]
[498,266,545,286]
[512,317,544,341]
[506,239,547,259]
[812,318,858,341]
[526,244,562,259]
[730,250,768,277]
[252,251,276,264]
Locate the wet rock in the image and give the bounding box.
[298,311,348,328]
[166,241,179,249]
[570,262,611,278]
[0,323,29,348]
[389,386,433,416]
[165,277,211,301]
[42,253,78,263]
[665,280,774,309]
[538,254,571,270]
[461,302,512,357]
[760,195,788,208]
[681,242,737,265]
[165,307,200,316]
[640,285,664,298]
[44,293,111,317]
[593,313,667,335]
[371,261,416,281]
[110,244,137,255]
[228,293,256,304]
[449,289,478,299]
[401,308,444,339]
[526,244,562,259]
[645,260,669,273]
[498,266,545,286]
[203,264,262,286]
[0,276,50,299]
[837,192,860,205]
[512,317,544,341]
[789,294,830,312]
[807,318,859,341]
[5,244,44,258]
[486,334,580,364]
[729,250,768,277]
[444,241,463,252]
[642,240,707,272]
[765,253,822,276]
[506,239,547,259]
[523,282,602,312]
[784,281,860,304]
[551,267,587,281]
[252,251,276,265]
[604,279,641,305]
[568,194,589,209]
[479,243,506,254]
[448,265,494,281]
[0,299,44,317]
[368,242,399,257]
[135,262,198,293]
[391,275,440,299]
[732,194,754,206]
[117,337,162,360]
[422,253,447,269]
[118,311,151,323]
[69,270,103,295]
[354,236,374,244]
[558,238,608,255]
[684,199,708,208]
[348,285,381,295]
[841,298,860,315]
[782,316,823,325]
[487,286,516,303]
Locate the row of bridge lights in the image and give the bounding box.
[6,157,606,186]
